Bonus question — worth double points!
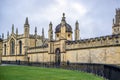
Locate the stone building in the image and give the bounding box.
[2,8,120,65]
[0,38,3,64]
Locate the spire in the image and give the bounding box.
[42,28,45,42]
[34,27,37,47]
[35,26,37,35]
[61,13,66,25]
[48,22,53,41]
[16,28,18,35]
[12,24,14,33]
[49,22,52,30]
[25,17,29,25]
[42,28,44,38]
[75,20,79,30]
[7,31,9,38]
[75,20,80,40]
[24,17,30,37]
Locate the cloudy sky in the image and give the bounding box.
[0,0,120,39]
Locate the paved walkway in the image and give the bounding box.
[0,64,18,66]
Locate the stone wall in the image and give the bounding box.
[0,39,3,64]
[2,55,25,61]
[66,46,120,64]
[2,34,120,65]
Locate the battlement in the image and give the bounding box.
[66,34,120,50]
[27,44,48,54]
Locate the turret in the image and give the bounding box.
[48,22,53,41]
[42,28,44,43]
[55,13,72,40]
[112,8,120,34]
[35,27,37,47]
[24,17,30,37]
[75,20,80,40]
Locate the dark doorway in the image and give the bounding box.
[55,48,61,66]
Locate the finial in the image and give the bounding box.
[49,21,52,25]
[62,12,65,17]
[25,17,29,25]
[61,13,66,25]
[12,24,14,33]
[76,20,78,24]
[49,21,52,30]
[75,20,79,30]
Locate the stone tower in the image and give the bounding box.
[75,21,80,40]
[48,22,54,54]
[42,28,45,43]
[35,27,37,47]
[55,13,72,40]
[48,22,53,41]
[112,8,120,34]
[24,17,30,37]
[24,17,30,58]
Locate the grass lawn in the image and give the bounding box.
[0,66,104,80]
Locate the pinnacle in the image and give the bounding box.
[25,17,29,25]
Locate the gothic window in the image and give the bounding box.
[4,44,6,55]
[19,41,22,55]
[10,39,15,55]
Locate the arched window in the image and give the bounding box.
[10,39,15,55]
[19,41,22,55]
[4,44,6,55]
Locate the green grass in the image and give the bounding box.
[0,66,104,80]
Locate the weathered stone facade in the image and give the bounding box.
[2,18,47,62]
[0,38,3,64]
[2,8,120,65]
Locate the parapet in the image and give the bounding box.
[66,34,120,50]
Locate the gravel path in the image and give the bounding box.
[0,64,18,66]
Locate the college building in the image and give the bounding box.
[1,8,120,66]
